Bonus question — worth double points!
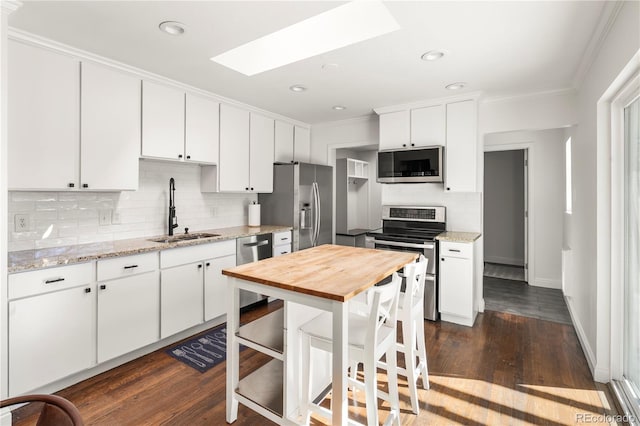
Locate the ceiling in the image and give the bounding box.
[9,1,607,124]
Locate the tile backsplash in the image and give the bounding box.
[8,160,257,252]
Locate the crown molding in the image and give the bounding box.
[373,91,483,115]
[1,0,22,15]
[572,1,624,89]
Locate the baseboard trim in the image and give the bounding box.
[565,296,599,380]
[531,277,562,289]
[484,256,525,266]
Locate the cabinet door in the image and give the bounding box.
[81,62,140,191]
[274,120,294,163]
[8,286,94,396]
[219,104,250,191]
[141,80,185,160]
[185,93,219,164]
[293,126,311,163]
[161,263,204,338]
[204,254,236,321]
[379,110,410,150]
[439,255,472,318]
[97,271,160,363]
[249,113,275,192]
[8,40,79,190]
[411,105,445,147]
[445,100,477,192]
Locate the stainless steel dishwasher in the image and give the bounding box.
[236,233,273,308]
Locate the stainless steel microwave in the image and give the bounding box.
[377,146,444,183]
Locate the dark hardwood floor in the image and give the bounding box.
[12,301,617,425]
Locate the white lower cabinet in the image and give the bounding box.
[204,254,236,321]
[439,241,476,326]
[272,230,292,257]
[161,262,204,339]
[9,264,96,396]
[97,271,160,363]
[160,240,236,337]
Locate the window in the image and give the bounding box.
[565,137,572,214]
[622,96,640,420]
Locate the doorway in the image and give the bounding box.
[483,149,528,282]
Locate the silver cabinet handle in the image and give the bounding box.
[44,277,65,284]
[123,264,139,269]
[448,249,461,252]
[373,240,434,250]
[243,240,269,248]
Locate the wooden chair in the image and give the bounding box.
[299,273,402,426]
[0,394,84,426]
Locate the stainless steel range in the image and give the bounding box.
[366,205,446,321]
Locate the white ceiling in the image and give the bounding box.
[9,1,607,124]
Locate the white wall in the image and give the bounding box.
[484,150,525,266]
[569,1,640,382]
[485,130,565,289]
[7,160,255,251]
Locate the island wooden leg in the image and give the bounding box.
[331,301,349,426]
[226,280,240,423]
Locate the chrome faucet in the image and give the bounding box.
[168,178,178,236]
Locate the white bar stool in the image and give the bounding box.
[390,255,430,414]
[299,273,402,426]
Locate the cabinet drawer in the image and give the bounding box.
[8,262,93,300]
[272,230,291,246]
[273,244,291,257]
[161,240,235,268]
[440,241,472,259]
[97,252,158,282]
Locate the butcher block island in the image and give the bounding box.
[222,244,417,425]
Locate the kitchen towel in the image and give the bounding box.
[248,203,260,227]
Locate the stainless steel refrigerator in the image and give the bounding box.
[259,162,333,251]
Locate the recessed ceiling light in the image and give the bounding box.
[421,50,446,61]
[159,21,186,36]
[289,85,307,93]
[445,82,467,90]
[210,1,400,76]
[322,63,340,71]
[332,105,347,111]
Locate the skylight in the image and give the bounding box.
[210,1,400,76]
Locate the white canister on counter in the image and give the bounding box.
[248,202,261,227]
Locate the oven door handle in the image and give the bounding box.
[373,240,435,250]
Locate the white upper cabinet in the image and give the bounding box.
[274,120,294,163]
[141,80,185,161]
[81,62,140,191]
[249,113,275,192]
[445,100,477,192]
[379,106,444,151]
[185,93,219,164]
[293,125,311,163]
[219,104,250,191]
[8,40,80,190]
[219,105,274,193]
[411,104,445,147]
[379,110,410,151]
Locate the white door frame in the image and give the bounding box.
[483,143,534,284]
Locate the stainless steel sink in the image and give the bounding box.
[149,232,220,243]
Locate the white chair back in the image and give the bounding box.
[366,272,401,354]
[402,255,428,313]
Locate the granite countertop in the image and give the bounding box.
[436,231,482,243]
[8,225,292,274]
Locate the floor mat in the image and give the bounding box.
[165,323,244,373]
